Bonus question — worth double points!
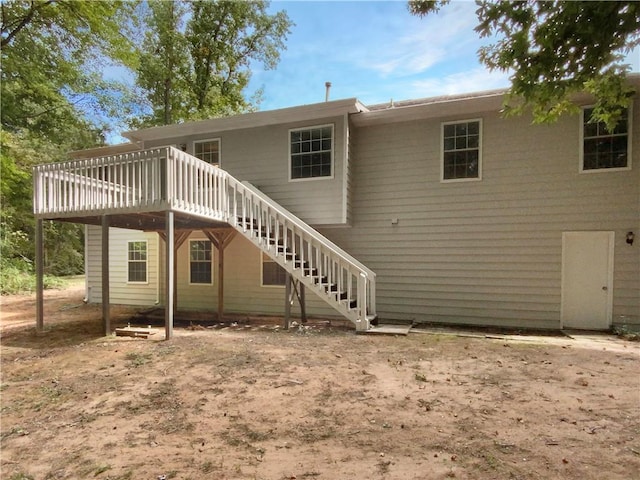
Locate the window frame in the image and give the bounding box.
[260,252,287,288]
[127,240,148,284]
[188,239,213,286]
[288,124,335,182]
[440,118,483,183]
[192,138,221,167]
[579,106,632,173]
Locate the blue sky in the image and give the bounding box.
[247,0,640,110]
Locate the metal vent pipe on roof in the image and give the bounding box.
[325,82,332,102]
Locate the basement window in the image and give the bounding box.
[441,119,482,182]
[189,240,213,285]
[261,253,286,287]
[289,125,333,180]
[581,107,631,171]
[127,241,148,283]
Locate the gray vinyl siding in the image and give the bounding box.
[319,100,640,329]
[155,232,337,318]
[86,226,159,306]
[144,115,349,225]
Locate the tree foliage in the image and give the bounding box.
[1,0,138,286]
[409,0,640,129]
[135,0,292,126]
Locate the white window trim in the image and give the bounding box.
[440,118,483,183]
[288,123,335,182]
[192,138,222,167]
[127,240,149,285]
[188,239,214,286]
[579,105,632,174]
[260,252,286,288]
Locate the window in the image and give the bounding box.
[581,107,630,171]
[193,139,220,165]
[127,241,147,283]
[441,119,482,181]
[189,240,212,284]
[261,253,286,287]
[290,125,333,180]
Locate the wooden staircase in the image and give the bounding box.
[227,180,377,331]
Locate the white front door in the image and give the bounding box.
[561,231,614,330]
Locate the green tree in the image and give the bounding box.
[408,1,640,129]
[136,0,190,126]
[1,0,138,139]
[1,0,138,289]
[135,0,293,126]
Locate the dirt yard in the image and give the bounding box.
[1,281,639,480]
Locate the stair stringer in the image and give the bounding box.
[224,180,376,332]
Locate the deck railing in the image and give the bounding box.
[33,147,376,330]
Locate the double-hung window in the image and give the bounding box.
[261,253,286,287]
[193,139,220,166]
[127,241,147,283]
[581,107,630,171]
[441,119,482,181]
[190,240,212,284]
[290,125,333,180]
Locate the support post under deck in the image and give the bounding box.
[165,211,174,340]
[284,272,292,330]
[101,215,110,336]
[35,219,44,332]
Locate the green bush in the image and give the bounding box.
[0,263,68,295]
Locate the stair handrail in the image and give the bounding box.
[230,179,376,281]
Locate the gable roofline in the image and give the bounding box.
[123,98,368,143]
[69,141,142,159]
[352,88,508,127]
[353,73,640,126]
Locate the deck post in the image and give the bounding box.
[203,229,236,323]
[101,215,110,336]
[217,242,224,322]
[299,282,306,323]
[165,211,174,340]
[35,219,44,332]
[284,272,292,329]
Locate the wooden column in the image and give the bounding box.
[284,273,292,330]
[35,219,44,332]
[299,282,307,323]
[204,229,236,322]
[158,230,191,316]
[284,275,307,329]
[101,215,110,336]
[165,211,175,340]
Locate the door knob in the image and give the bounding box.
[602,286,608,291]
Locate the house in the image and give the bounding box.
[33,76,640,338]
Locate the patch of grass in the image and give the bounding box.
[9,473,34,480]
[125,352,152,368]
[200,461,216,473]
[613,325,640,341]
[94,464,111,476]
[414,372,428,382]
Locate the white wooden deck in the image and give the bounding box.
[33,147,377,337]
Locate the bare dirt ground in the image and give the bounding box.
[1,280,639,480]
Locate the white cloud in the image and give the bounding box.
[410,68,511,98]
[365,2,479,77]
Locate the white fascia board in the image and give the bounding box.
[352,91,507,127]
[123,98,367,143]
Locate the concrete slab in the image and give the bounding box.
[365,324,412,335]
